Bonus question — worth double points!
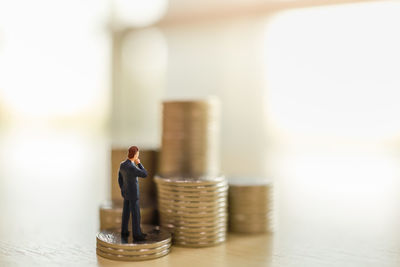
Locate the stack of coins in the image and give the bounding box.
[228,181,272,233]
[155,175,228,247]
[96,225,172,261]
[159,99,220,178]
[99,201,157,230]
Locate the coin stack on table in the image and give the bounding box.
[155,176,228,247]
[228,181,273,234]
[156,98,226,247]
[159,99,220,178]
[96,225,172,261]
[98,148,159,230]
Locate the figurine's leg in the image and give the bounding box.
[121,199,130,235]
[130,199,143,237]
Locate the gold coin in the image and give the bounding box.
[228,206,271,213]
[155,176,226,186]
[230,213,270,220]
[96,248,170,261]
[158,200,225,208]
[159,210,227,219]
[172,228,226,238]
[157,196,226,205]
[157,185,228,194]
[96,225,171,250]
[157,192,227,201]
[173,231,226,240]
[229,223,269,233]
[159,208,226,218]
[157,190,228,199]
[173,237,225,247]
[163,223,226,232]
[156,182,228,191]
[160,218,227,228]
[159,99,220,178]
[159,203,226,213]
[97,242,171,256]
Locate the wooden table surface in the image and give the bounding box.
[0,127,399,266]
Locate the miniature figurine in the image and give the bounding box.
[118,146,148,241]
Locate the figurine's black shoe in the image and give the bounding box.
[121,231,130,237]
[133,233,147,241]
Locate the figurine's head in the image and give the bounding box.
[128,146,139,160]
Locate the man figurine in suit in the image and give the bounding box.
[118,146,148,240]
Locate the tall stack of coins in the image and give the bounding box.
[99,201,157,230]
[155,176,228,247]
[159,99,220,178]
[228,181,272,233]
[96,225,171,261]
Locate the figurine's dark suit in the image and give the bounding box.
[118,159,148,237]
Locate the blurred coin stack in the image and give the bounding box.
[156,98,227,247]
[96,225,171,261]
[228,181,272,233]
[155,176,228,247]
[159,99,220,178]
[99,148,158,230]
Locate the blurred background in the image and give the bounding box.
[1,0,400,266]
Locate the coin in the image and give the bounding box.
[160,218,227,228]
[157,185,229,194]
[159,203,227,213]
[160,213,227,222]
[96,225,171,250]
[96,248,170,261]
[172,237,226,248]
[159,99,220,178]
[157,197,226,205]
[228,182,272,234]
[155,174,227,246]
[173,231,226,240]
[157,196,226,206]
[172,228,226,238]
[157,192,227,202]
[163,224,226,232]
[97,242,171,256]
[157,191,228,199]
[229,223,268,233]
[155,175,225,186]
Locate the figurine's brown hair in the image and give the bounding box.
[128,146,139,159]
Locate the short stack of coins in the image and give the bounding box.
[155,176,228,247]
[96,225,172,261]
[99,201,157,230]
[228,181,272,233]
[99,148,158,229]
[159,99,220,178]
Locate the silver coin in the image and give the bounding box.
[96,225,171,250]
[97,242,171,256]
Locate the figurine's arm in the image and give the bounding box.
[132,163,148,178]
[118,171,123,189]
